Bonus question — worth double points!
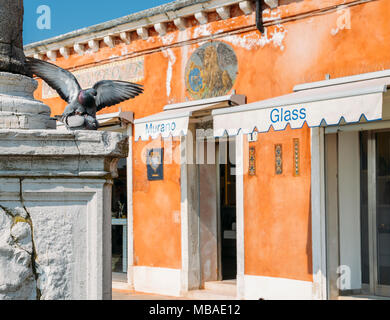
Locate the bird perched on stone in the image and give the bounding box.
[25,57,144,130]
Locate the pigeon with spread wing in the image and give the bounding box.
[25,57,144,130]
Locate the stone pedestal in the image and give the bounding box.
[0,130,128,300]
[0,72,55,129]
[0,0,124,301]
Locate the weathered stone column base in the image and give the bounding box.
[0,130,128,300]
[0,72,56,129]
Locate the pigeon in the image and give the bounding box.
[25,57,144,130]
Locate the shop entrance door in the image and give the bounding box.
[219,140,237,280]
[360,131,390,297]
[111,158,128,276]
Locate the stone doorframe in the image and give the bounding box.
[179,125,245,297]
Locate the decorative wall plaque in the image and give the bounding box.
[147,148,164,181]
[275,144,283,175]
[249,147,256,176]
[293,138,300,176]
[185,41,238,100]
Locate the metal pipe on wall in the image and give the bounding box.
[255,0,264,34]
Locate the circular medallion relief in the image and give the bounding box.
[185,41,238,100]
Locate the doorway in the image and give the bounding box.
[197,132,237,286]
[326,129,390,298]
[360,131,390,297]
[111,158,128,276]
[219,139,237,280]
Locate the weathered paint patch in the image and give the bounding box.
[162,33,176,45]
[163,49,177,98]
[263,8,282,22]
[121,46,129,56]
[193,24,212,38]
[223,25,287,51]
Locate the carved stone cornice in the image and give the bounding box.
[24,0,278,60]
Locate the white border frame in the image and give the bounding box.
[127,124,135,289]
[311,127,328,299]
[236,133,245,299]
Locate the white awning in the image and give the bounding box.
[134,94,246,141]
[213,71,390,137]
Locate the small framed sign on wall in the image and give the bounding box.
[293,138,300,177]
[147,148,164,181]
[249,147,256,176]
[275,144,283,175]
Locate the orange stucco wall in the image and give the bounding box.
[132,138,182,268]
[32,0,390,279]
[244,126,313,281]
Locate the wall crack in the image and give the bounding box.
[18,178,41,300]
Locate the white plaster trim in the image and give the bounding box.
[126,124,135,289]
[217,6,231,20]
[119,32,131,45]
[181,135,190,293]
[59,47,70,59]
[103,35,115,48]
[74,43,85,56]
[236,133,245,299]
[244,275,314,300]
[155,22,168,36]
[137,27,149,40]
[179,128,201,293]
[239,1,254,15]
[311,127,328,300]
[46,50,57,62]
[195,11,208,25]
[265,0,279,9]
[88,39,100,52]
[174,17,187,31]
[132,266,182,297]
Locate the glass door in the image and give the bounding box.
[219,140,237,280]
[361,131,390,297]
[373,132,390,296]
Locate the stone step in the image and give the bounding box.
[112,273,132,291]
[204,281,237,296]
[112,281,132,291]
[185,290,237,300]
[185,281,238,300]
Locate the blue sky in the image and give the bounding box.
[23,0,172,44]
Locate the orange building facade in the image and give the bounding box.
[25,0,390,299]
